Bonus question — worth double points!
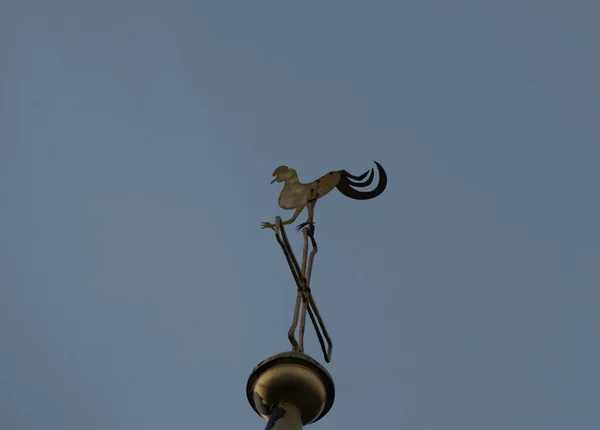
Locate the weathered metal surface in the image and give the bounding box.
[261,161,387,230]
[247,351,335,426]
[261,162,387,362]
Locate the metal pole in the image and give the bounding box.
[273,218,333,363]
[265,403,303,430]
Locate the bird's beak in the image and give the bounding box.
[271,177,278,184]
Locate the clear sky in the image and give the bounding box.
[1,1,599,429]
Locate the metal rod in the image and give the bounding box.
[299,293,308,353]
[298,228,311,352]
[306,305,329,362]
[264,402,303,430]
[307,295,333,362]
[302,227,333,362]
[274,217,306,352]
[274,219,303,288]
[272,217,333,362]
[287,290,302,352]
[278,219,304,281]
[301,228,309,278]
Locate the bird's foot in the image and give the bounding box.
[295,221,315,236]
[261,221,275,231]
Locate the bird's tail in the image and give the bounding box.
[336,161,387,200]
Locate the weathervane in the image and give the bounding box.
[246,161,387,430]
[260,161,388,362]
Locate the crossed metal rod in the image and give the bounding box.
[272,215,333,363]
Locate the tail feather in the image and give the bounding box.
[344,169,371,182]
[347,168,374,188]
[336,161,387,200]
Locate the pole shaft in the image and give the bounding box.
[265,402,303,430]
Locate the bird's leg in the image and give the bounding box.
[282,206,305,226]
[262,206,305,231]
[295,199,316,233]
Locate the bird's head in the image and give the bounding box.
[271,165,298,184]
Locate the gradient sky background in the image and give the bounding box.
[1,1,599,429]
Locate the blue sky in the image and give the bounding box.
[1,1,599,429]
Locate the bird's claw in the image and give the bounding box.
[261,221,275,231]
[295,221,315,235]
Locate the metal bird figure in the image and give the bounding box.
[261,161,387,232]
